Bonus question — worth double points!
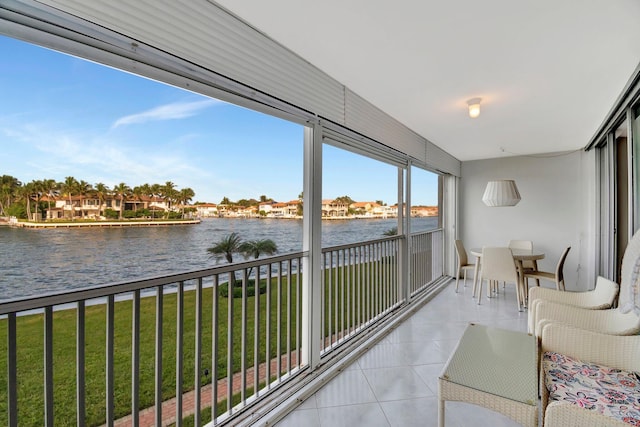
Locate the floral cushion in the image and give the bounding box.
[542,351,640,425]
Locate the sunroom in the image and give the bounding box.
[1,1,640,426]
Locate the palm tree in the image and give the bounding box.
[207,232,244,286]
[132,185,148,213]
[149,183,162,219]
[239,239,278,260]
[161,181,177,217]
[136,183,155,218]
[20,182,34,221]
[207,232,243,263]
[94,183,110,218]
[77,180,93,218]
[41,179,58,219]
[150,183,161,199]
[239,238,278,278]
[0,175,21,215]
[334,195,354,206]
[178,187,195,218]
[112,182,131,220]
[334,195,354,217]
[29,180,44,222]
[383,226,397,236]
[61,176,78,219]
[137,183,151,210]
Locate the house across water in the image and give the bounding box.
[42,195,172,220]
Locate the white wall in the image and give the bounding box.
[460,150,597,291]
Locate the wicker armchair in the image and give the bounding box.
[540,323,640,426]
[528,229,640,335]
[532,299,640,337]
[527,276,619,333]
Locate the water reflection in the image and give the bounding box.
[0,217,436,299]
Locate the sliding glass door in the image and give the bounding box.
[597,103,640,282]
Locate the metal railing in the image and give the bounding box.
[0,253,304,427]
[319,236,403,355]
[410,228,444,295]
[0,229,444,426]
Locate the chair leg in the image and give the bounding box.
[472,261,480,298]
[515,280,523,312]
[477,280,483,304]
[455,268,460,292]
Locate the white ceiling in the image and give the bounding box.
[214,0,640,161]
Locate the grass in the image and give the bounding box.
[0,276,299,426]
[0,256,399,426]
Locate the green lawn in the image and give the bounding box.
[0,276,299,426]
[0,257,399,426]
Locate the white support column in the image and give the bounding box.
[398,166,409,302]
[301,122,322,369]
[443,174,459,277]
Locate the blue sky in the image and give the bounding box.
[0,35,438,205]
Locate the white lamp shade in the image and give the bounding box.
[482,180,521,207]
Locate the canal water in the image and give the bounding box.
[0,217,437,301]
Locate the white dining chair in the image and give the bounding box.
[454,240,475,292]
[508,240,532,250]
[508,239,538,286]
[508,240,536,269]
[477,247,522,310]
[523,246,570,291]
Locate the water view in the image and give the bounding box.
[0,217,437,300]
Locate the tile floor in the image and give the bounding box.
[275,280,531,427]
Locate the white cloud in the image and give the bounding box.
[111,99,221,129]
[1,123,213,195]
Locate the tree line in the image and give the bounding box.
[215,194,364,217]
[0,174,195,221]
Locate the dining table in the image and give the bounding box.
[469,247,545,309]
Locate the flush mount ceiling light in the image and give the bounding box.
[482,180,521,207]
[467,97,481,118]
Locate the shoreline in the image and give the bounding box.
[10,219,201,228]
[213,214,436,220]
[2,214,439,228]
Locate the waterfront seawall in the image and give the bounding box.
[12,219,201,228]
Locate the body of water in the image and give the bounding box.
[0,217,438,300]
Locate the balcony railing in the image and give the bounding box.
[410,228,444,295]
[0,254,304,427]
[320,235,402,355]
[0,229,443,427]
